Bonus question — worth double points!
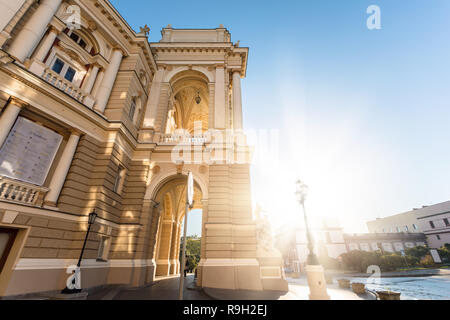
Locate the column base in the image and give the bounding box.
[43,201,57,208]
[155,261,171,277]
[28,59,46,76]
[305,265,330,300]
[257,248,289,292]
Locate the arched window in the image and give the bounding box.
[65,29,96,54]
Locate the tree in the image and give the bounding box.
[405,246,429,259]
[180,236,201,272]
[438,244,450,263]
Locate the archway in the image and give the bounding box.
[151,176,203,277]
[165,70,210,134]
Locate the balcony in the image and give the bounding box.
[0,176,49,206]
[41,68,87,104]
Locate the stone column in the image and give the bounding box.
[44,131,81,206]
[32,26,59,62]
[8,0,63,62]
[169,222,179,275]
[156,219,173,276]
[214,66,226,129]
[91,69,105,98]
[232,71,243,130]
[0,99,26,148]
[142,69,164,129]
[95,49,123,113]
[82,64,100,94]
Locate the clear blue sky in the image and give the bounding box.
[111,0,450,233]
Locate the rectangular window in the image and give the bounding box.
[404,226,409,232]
[69,33,79,42]
[0,228,18,274]
[129,99,136,121]
[97,236,111,262]
[437,235,441,240]
[79,39,87,49]
[64,67,76,82]
[429,221,435,229]
[113,166,125,194]
[444,218,450,227]
[413,224,418,230]
[396,227,401,233]
[52,58,64,74]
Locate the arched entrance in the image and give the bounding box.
[150,176,203,277]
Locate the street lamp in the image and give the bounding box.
[295,180,330,300]
[62,210,98,294]
[295,180,319,265]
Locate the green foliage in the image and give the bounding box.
[339,246,428,272]
[437,243,450,263]
[420,255,435,267]
[180,236,201,272]
[380,254,405,271]
[405,246,429,259]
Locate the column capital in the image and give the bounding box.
[9,97,28,109]
[111,46,126,56]
[70,129,83,137]
[47,25,61,35]
[231,69,242,75]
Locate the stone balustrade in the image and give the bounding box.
[0,176,49,206]
[159,133,209,145]
[42,68,87,103]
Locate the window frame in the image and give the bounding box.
[113,165,126,195]
[129,98,137,122]
[66,30,93,53]
[96,236,111,262]
[50,56,78,83]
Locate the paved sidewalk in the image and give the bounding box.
[283,277,376,300]
[89,274,211,300]
[89,275,375,300]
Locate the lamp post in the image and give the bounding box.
[295,180,319,265]
[295,180,330,300]
[62,210,98,294]
[179,172,194,300]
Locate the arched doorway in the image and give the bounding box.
[151,176,203,277]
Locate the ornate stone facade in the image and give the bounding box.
[0,0,287,298]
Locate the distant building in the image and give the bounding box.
[344,233,426,253]
[294,219,347,264]
[276,219,427,271]
[367,201,450,249]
